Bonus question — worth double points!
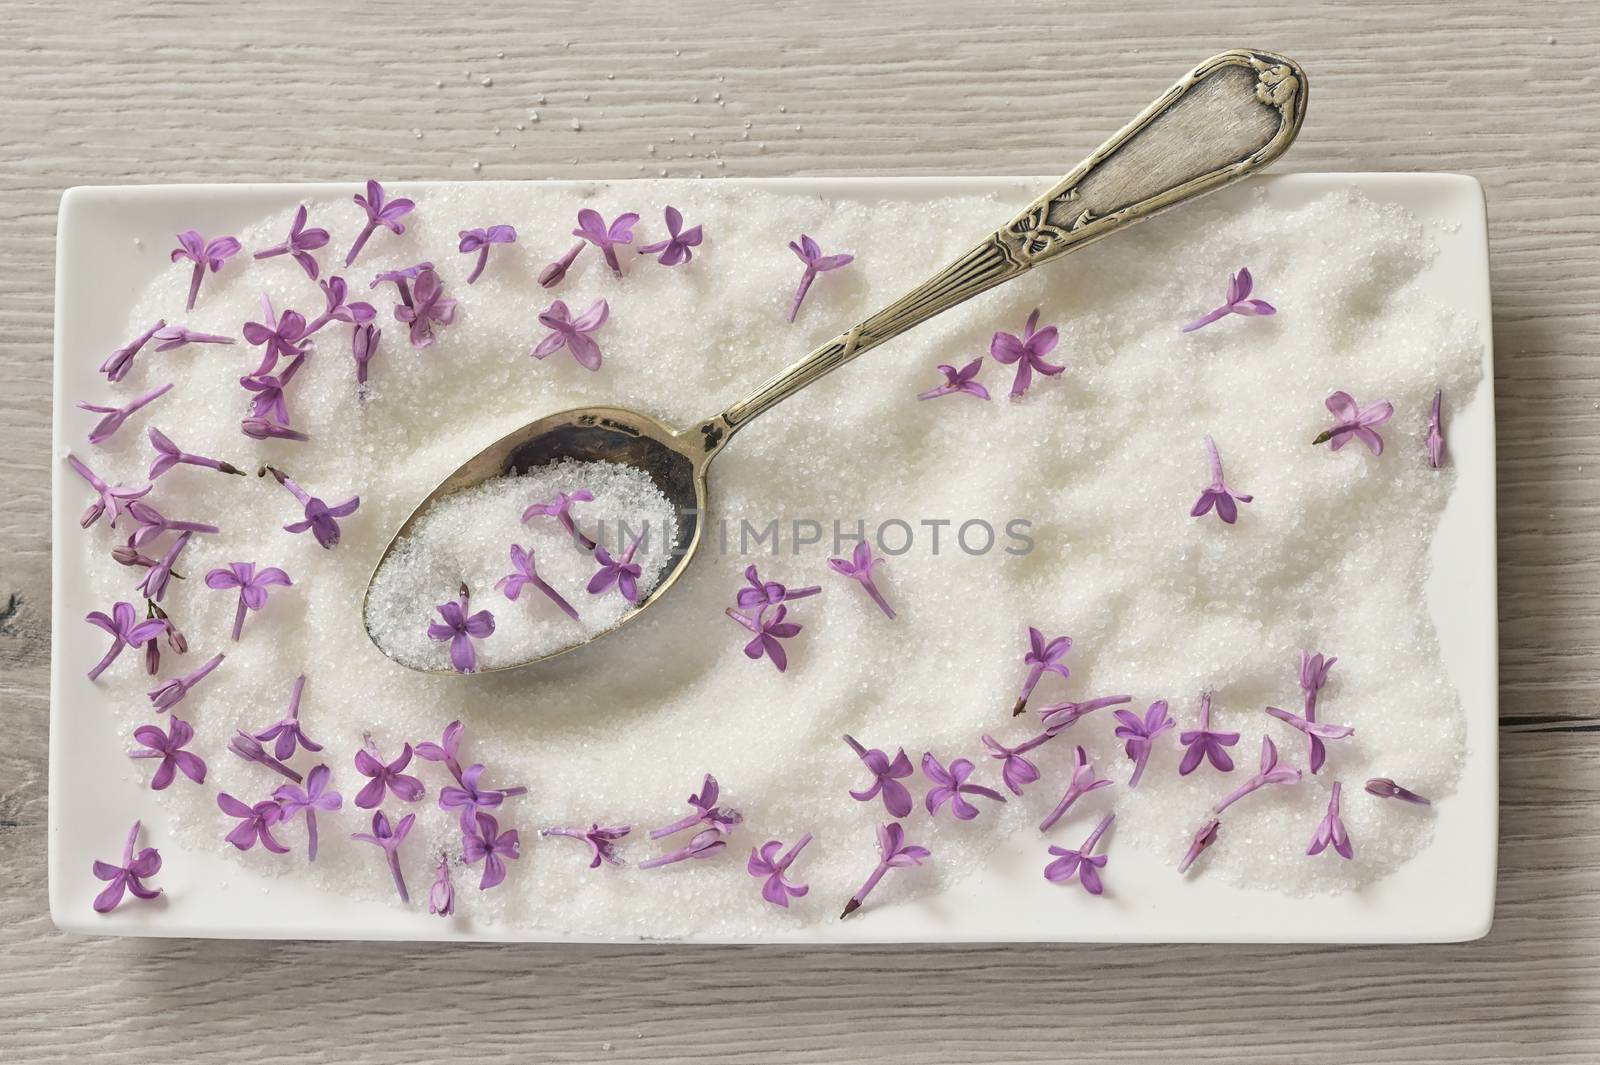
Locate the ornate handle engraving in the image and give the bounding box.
[709,49,1307,444]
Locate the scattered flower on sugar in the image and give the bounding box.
[1038,745,1113,833]
[345,180,415,267]
[352,810,417,900]
[251,674,323,760]
[171,229,241,310]
[843,735,915,818]
[1178,692,1240,776]
[989,309,1065,399]
[828,540,895,619]
[841,821,929,918]
[1214,735,1302,814]
[786,234,853,322]
[126,501,218,549]
[218,791,290,853]
[352,323,381,385]
[68,454,150,529]
[1366,777,1431,805]
[428,853,455,916]
[1265,703,1353,770]
[917,357,990,402]
[135,530,193,602]
[637,206,702,266]
[573,208,639,275]
[1038,693,1131,735]
[748,833,812,908]
[129,716,206,791]
[370,262,435,309]
[439,763,529,831]
[241,419,309,442]
[395,266,457,348]
[91,821,162,913]
[1427,389,1446,469]
[649,773,742,840]
[354,735,426,808]
[1180,266,1276,333]
[1314,391,1394,456]
[79,383,173,445]
[725,603,803,672]
[151,325,235,352]
[148,427,245,479]
[428,582,496,673]
[1043,812,1115,895]
[522,489,597,551]
[496,543,580,621]
[1307,781,1354,860]
[205,561,292,641]
[542,823,631,869]
[588,530,645,602]
[637,828,726,870]
[262,465,359,549]
[980,730,1057,796]
[99,320,164,382]
[922,752,1005,821]
[736,564,820,610]
[1112,699,1175,788]
[462,811,520,889]
[531,298,609,371]
[227,730,303,784]
[306,275,377,335]
[253,203,330,280]
[458,224,518,283]
[242,294,312,374]
[1013,627,1071,716]
[1178,817,1222,875]
[273,764,342,862]
[1190,435,1253,524]
[538,241,586,288]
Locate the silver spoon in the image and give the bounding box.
[366,49,1307,674]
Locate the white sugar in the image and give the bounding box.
[81,179,1483,935]
[364,462,680,670]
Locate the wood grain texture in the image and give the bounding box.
[3,0,1598,1061]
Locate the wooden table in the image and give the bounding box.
[4,2,1596,1061]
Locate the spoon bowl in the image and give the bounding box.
[364,48,1308,674]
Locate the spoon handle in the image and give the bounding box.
[703,49,1307,446]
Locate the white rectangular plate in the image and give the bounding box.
[49,174,1496,942]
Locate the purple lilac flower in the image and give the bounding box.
[439,763,529,831]
[427,583,496,673]
[1427,389,1446,469]
[459,225,518,283]
[79,383,173,445]
[461,811,520,889]
[99,320,164,382]
[1043,813,1115,895]
[1265,703,1354,774]
[1296,650,1338,774]
[542,823,631,868]
[637,206,702,266]
[1178,692,1240,775]
[68,454,150,529]
[922,753,1005,821]
[415,720,468,780]
[152,325,235,352]
[787,234,853,322]
[394,266,457,348]
[352,810,416,900]
[588,531,645,602]
[1178,817,1222,875]
[1039,693,1132,735]
[92,821,162,913]
[737,564,821,610]
[274,765,342,862]
[649,773,742,839]
[345,180,415,266]
[1191,435,1253,524]
[241,419,309,442]
[843,735,915,818]
[1214,736,1302,813]
[306,275,377,335]
[352,323,381,385]
[990,309,1066,399]
[218,791,290,853]
[1366,777,1431,805]
[228,731,303,783]
[574,208,639,275]
[371,262,435,308]
[205,562,292,640]
[428,854,455,916]
[495,543,580,621]
[522,489,596,550]
[354,736,425,809]
[1181,267,1276,333]
[85,601,167,680]
[917,357,990,401]
[1013,627,1071,715]
[111,545,171,575]
[1038,745,1113,833]
[1314,391,1395,455]
[242,351,308,423]
[148,427,244,479]
[135,530,192,602]
[129,716,206,790]
[254,204,330,279]
[171,230,242,310]
[251,674,323,760]
[263,466,360,548]
[1113,700,1175,788]
[841,821,930,918]
[980,730,1057,796]
[531,298,609,370]
[726,604,803,672]
[1307,781,1353,860]
[539,241,585,288]
[748,833,812,908]
[242,294,312,374]
[126,501,218,548]
[828,540,895,619]
[638,828,726,870]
